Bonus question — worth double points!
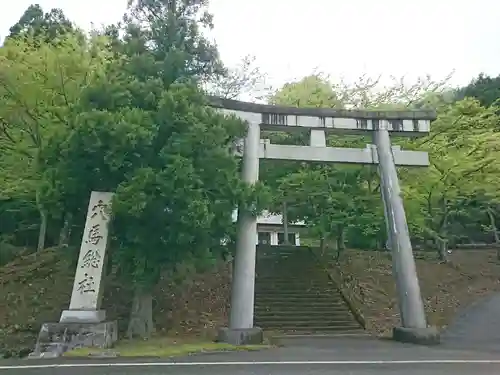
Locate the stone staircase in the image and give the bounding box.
[254,245,364,334]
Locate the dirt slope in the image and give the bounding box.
[0,249,231,357]
[336,249,500,335]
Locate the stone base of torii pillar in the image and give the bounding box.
[29,192,118,359]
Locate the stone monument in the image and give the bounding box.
[31,191,118,358]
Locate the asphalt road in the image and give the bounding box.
[441,293,500,352]
[2,336,500,375]
[3,362,500,375]
[4,275,500,374]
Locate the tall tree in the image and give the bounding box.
[407,98,500,260]
[121,0,225,88]
[50,66,253,338]
[0,34,112,251]
[8,4,74,43]
[43,0,271,338]
[456,73,500,108]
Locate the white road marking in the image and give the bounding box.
[2,360,500,369]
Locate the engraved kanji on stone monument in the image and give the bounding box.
[86,224,103,245]
[80,249,101,268]
[77,273,96,294]
[66,191,114,313]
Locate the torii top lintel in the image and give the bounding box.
[207,96,436,137]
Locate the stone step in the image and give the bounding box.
[270,330,367,338]
[256,274,332,281]
[258,248,312,252]
[256,321,362,329]
[255,293,344,300]
[255,300,347,308]
[256,253,308,261]
[255,285,335,291]
[256,294,341,301]
[256,268,322,273]
[255,310,350,317]
[270,329,364,335]
[257,252,315,257]
[256,276,332,281]
[256,270,327,275]
[256,318,355,326]
[256,280,335,286]
[256,291,340,297]
[255,310,352,319]
[258,258,317,261]
[255,306,349,315]
[256,285,335,290]
[253,248,360,336]
[256,274,332,280]
[258,258,316,261]
[255,301,347,310]
[255,301,345,308]
[256,279,335,285]
[257,254,316,258]
[255,292,342,299]
[259,258,318,261]
[255,285,337,292]
[258,249,311,253]
[257,262,320,267]
[257,256,316,261]
[256,258,319,268]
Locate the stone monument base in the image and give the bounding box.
[29,321,118,358]
[60,309,106,323]
[216,327,263,345]
[393,326,440,346]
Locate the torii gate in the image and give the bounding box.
[209,97,439,345]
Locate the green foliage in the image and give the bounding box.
[0,33,113,249]
[0,1,275,338]
[122,0,225,88]
[265,73,500,254]
[106,84,246,287]
[0,0,262,288]
[405,98,500,248]
[271,75,342,108]
[456,73,500,108]
[7,4,79,46]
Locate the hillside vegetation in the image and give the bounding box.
[0,248,231,357]
[332,249,500,335]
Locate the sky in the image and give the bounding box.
[1,0,499,92]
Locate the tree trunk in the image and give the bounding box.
[437,238,448,263]
[58,212,73,248]
[282,202,289,245]
[127,289,155,339]
[36,190,47,252]
[336,226,346,251]
[435,201,449,263]
[335,226,345,261]
[319,235,325,256]
[486,208,500,260]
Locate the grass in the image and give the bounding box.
[63,336,271,358]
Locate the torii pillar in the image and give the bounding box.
[217,121,264,345]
